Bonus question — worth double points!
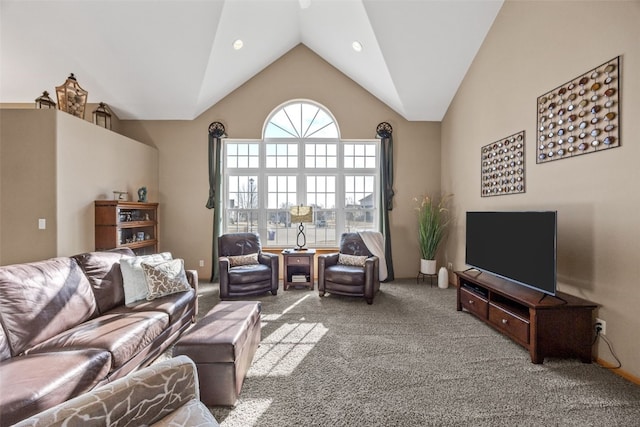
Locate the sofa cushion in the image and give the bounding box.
[26,311,169,372]
[325,264,366,286]
[110,288,196,325]
[229,264,272,284]
[154,399,220,426]
[120,252,173,305]
[0,349,112,426]
[142,259,191,300]
[0,257,98,355]
[72,249,135,314]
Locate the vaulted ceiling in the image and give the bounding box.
[0,0,503,121]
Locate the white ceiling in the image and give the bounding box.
[0,0,503,121]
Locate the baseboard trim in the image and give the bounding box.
[595,358,640,385]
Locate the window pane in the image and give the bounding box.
[306,142,337,169]
[266,143,297,169]
[267,175,296,209]
[308,176,336,209]
[227,143,259,169]
[226,176,258,233]
[343,142,376,170]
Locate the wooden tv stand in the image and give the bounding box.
[456,270,597,364]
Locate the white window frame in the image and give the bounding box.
[220,100,380,248]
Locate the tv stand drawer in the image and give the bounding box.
[489,303,529,345]
[460,287,488,318]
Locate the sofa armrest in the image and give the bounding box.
[186,269,198,291]
[13,356,218,427]
[219,257,231,298]
[317,253,339,293]
[259,252,279,293]
[186,269,198,318]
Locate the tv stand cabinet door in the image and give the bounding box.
[530,307,594,364]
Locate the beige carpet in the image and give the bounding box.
[185,280,640,426]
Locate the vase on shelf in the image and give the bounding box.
[438,266,449,289]
[420,259,437,275]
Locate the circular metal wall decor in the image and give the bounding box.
[481,130,526,197]
[376,122,393,138]
[208,121,226,138]
[536,56,620,164]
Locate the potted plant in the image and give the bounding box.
[415,194,452,275]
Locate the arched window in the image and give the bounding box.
[222,100,379,248]
[264,101,338,139]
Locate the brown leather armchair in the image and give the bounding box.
[218,232,279,300]
[318,232,380,304]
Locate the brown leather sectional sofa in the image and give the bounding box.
[0,248,198,426]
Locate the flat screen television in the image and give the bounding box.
[465,211,557,296]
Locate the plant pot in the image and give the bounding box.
[438,266,449,289]
[420,259,437,275]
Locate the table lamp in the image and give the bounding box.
[289,205,313,250]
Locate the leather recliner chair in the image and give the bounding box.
[318,232,380,304]
[218,232,279,300]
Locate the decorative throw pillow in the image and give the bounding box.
[141,259,191,300]
[228,253,259,267]
[120,252,173,305]
[338,253,368,267]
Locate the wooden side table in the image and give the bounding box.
[282,249,316,290]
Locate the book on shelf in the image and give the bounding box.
[291,274,308,282]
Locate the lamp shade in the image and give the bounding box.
[290,205,313,223]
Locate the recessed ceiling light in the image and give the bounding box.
[352,41,363,52]
[233,39,244,50]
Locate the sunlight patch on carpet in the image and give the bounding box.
[218,398,272,427]
[248,322,328,377]
[261,294,311,325]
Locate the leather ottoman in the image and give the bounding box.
[174,301,261,406]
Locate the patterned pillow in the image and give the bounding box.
[141,259,191,300]
[338,253,368,267]
[228,253,259,267]
[120,252,173,305]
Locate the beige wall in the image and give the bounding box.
[120,44,441,280]
[0,109,158,264]
[442,1,640,379]
[1,110,57,263]
[56,112,158,256]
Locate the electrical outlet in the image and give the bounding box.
[595,318,606,335]
[447,262,453,270]
[199,260,205,267]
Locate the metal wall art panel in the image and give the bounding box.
[481,130,525,197]
[536,56,620,164]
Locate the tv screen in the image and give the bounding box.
[465,211,557,296]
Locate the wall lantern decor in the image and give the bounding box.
[55,73,88,119]
[93,102,112,129]
[536,56,620,163]
[35,91,56,109]
[481,130,526,197]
